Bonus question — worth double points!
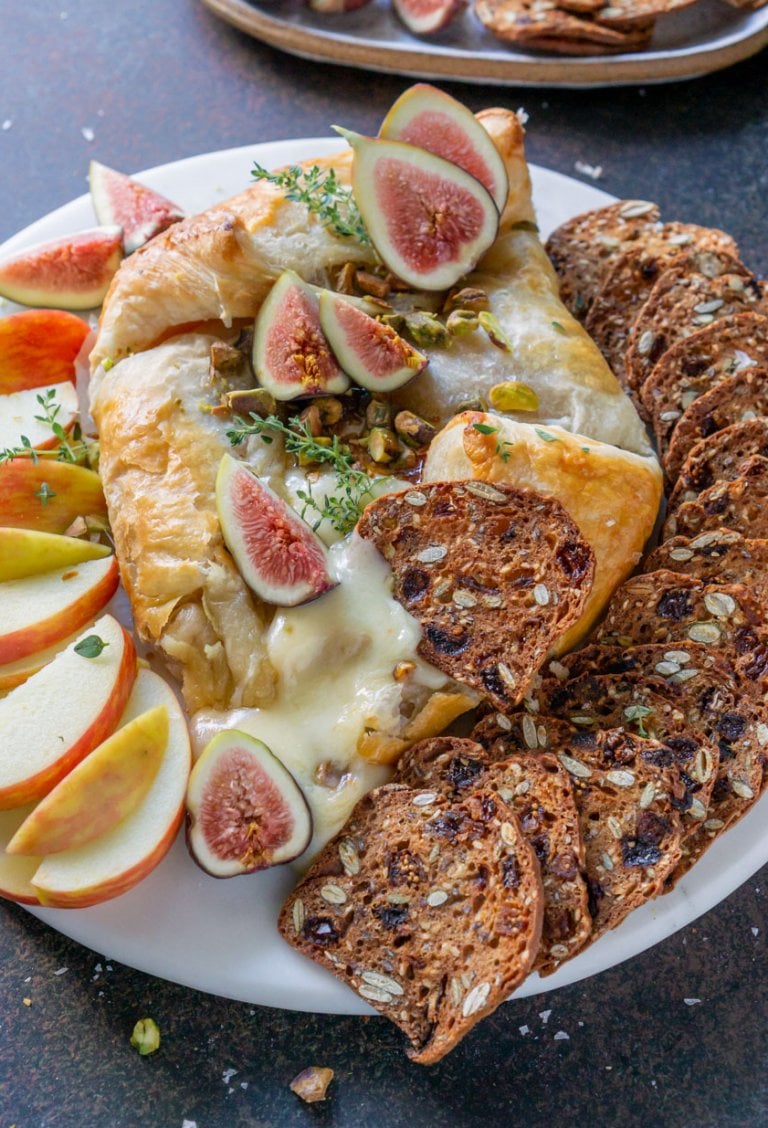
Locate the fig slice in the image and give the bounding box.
[253,270,350,400]
[318,289,427,392]
[0,227,123,310]
[335,130,499,292]
[89,160,185,254]
[392,0,466,34]
[379,84,509,213]
[186,729,312,877]
[216,452,335,607]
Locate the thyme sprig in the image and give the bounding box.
[0,388,92,467]
[227,412,377,535]
[251,163,372,247]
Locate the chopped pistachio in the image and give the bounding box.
[225,388,277,420]
[130,1017,161,1056]
[478,310,512,352]
[446,308,479,336]
[355,269,389,299]
[393,410,436,447]
[488,381,539,413]
[290,1066,334,1104]
[444,286,490,314]
[368,427,400,463]
[403,311,451,348]
[366,398,392,429]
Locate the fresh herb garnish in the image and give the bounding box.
[34,481,56,506]
[227,413,376,536]
[535,428,558,443]
[623,703,654,738]
[74,634,109,659]
[551,320,567,335]
[496,440,515,463]
[251,163,372,247]
[472,422,498,436]
[0,389,92,467]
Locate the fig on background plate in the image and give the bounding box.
[0,310,89,395]
[307,0,372,9]
[380,84,509,213]
[252,270,350,400]
[319,289,427,392]
[186,729,312,877]
[89,160,185,254]
[335,130,499,292]
[392,0,466,35]
[0,227,123,310]
[216,452,336,607]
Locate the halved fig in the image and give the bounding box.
[253,270,350,400]
[380,84,508,213]
[186,729,312,877]
[0,227,123,310]
[319,289,426,392]
[392,0,465,34]
[216,452,335,606]
[336,130,499,291]
[89,160,185,254]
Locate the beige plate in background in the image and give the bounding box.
[199,0,768,88]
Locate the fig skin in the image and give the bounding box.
[336,129,499,292]
[89,160,185,255]
[216,453,336,607]
[319,289,427,393]
[186,730,312,878]
[0,227,123,310]
[253,270,350,401]
[379,84,509,213]
[392,0,466,34]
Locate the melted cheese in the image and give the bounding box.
[190,533,448,854]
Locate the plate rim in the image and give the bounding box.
[2,138,766,1015]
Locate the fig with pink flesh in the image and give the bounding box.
[186,729,312,877]
[253,270,350,400]
[216,453,335,606]
[392,0,465,35]
[0,227,123,310]
[379,84,508,213]
[319,289,427,392]
[336,130,499,292]
[89,160,185,254]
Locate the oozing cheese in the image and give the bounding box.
[190,533,448,854]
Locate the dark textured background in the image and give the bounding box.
[1,3,767,1125]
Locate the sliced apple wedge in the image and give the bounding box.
[31,668,191,908]
[0,382,79,452]
[0,554,118,664]
[0,457,107,533]
[0,614,136,809]
[0,309,89,396]
[7,705,168,857]
[0,629,87,691]
[0,804,42,905]
[0,527,111,582]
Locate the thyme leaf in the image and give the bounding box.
[0,389,92,467]
[74,634,109,659]
[251,162,372,247]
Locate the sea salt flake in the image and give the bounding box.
[751,927,759,937]
[81,126,95,142]
[1,120,11,131]
[53,967,68,976]
[574,160,603,181]
[553,1030,570,1041]
[222,1068,239,1084]
[683,997,701,1006]
[539,1009,551,1024]
[519,1024,530,1035]
[182,1121,198,1128]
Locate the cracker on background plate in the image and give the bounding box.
[474,0,656,53]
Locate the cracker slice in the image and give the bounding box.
[624,251,767,394]
[593,0,698,27]
[279,783,543,1065]
[397,736,592,977]
[584,225,740,389]
[667,418,768,510]
[663,365,768,482]
[664,455,768,541]
[474,0,655,50]
[645,532,768,605]
[356,482,595,712]
[544,199,661,319]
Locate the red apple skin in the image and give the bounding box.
[33,806,184,908]
[0,626,137,809]
[0,555,120,665]
[0,459,107,533]
[0,805,43,905]
[0,635,78,691]
[0,310,89,395]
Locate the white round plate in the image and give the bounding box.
[2,139,765,1014]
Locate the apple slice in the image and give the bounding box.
[0,458,107,533]
[0,614,136,809]
[0,629,87,691]
[0,554,119,664]
[31,668,191,908]
[7,705,168,856]
[0,528,110,582]
[0,309,89,395]
[0,804,42,905]
[0,382,79,452]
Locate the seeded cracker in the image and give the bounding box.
[663,365,768,482]
[544,200,661,319]
[356,482,595,712]
[664,455,768,541]
[593,0,699,28]
[471,716,686,938]
[646,533,768,606]
[593,569,768,699]
[637,311,768,460]
[667,419,768,511]
[584,224,739,390]
[473,0,655,54]
[278,783,543,1065]
[397,736,592,977]
[623,251,767,394]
